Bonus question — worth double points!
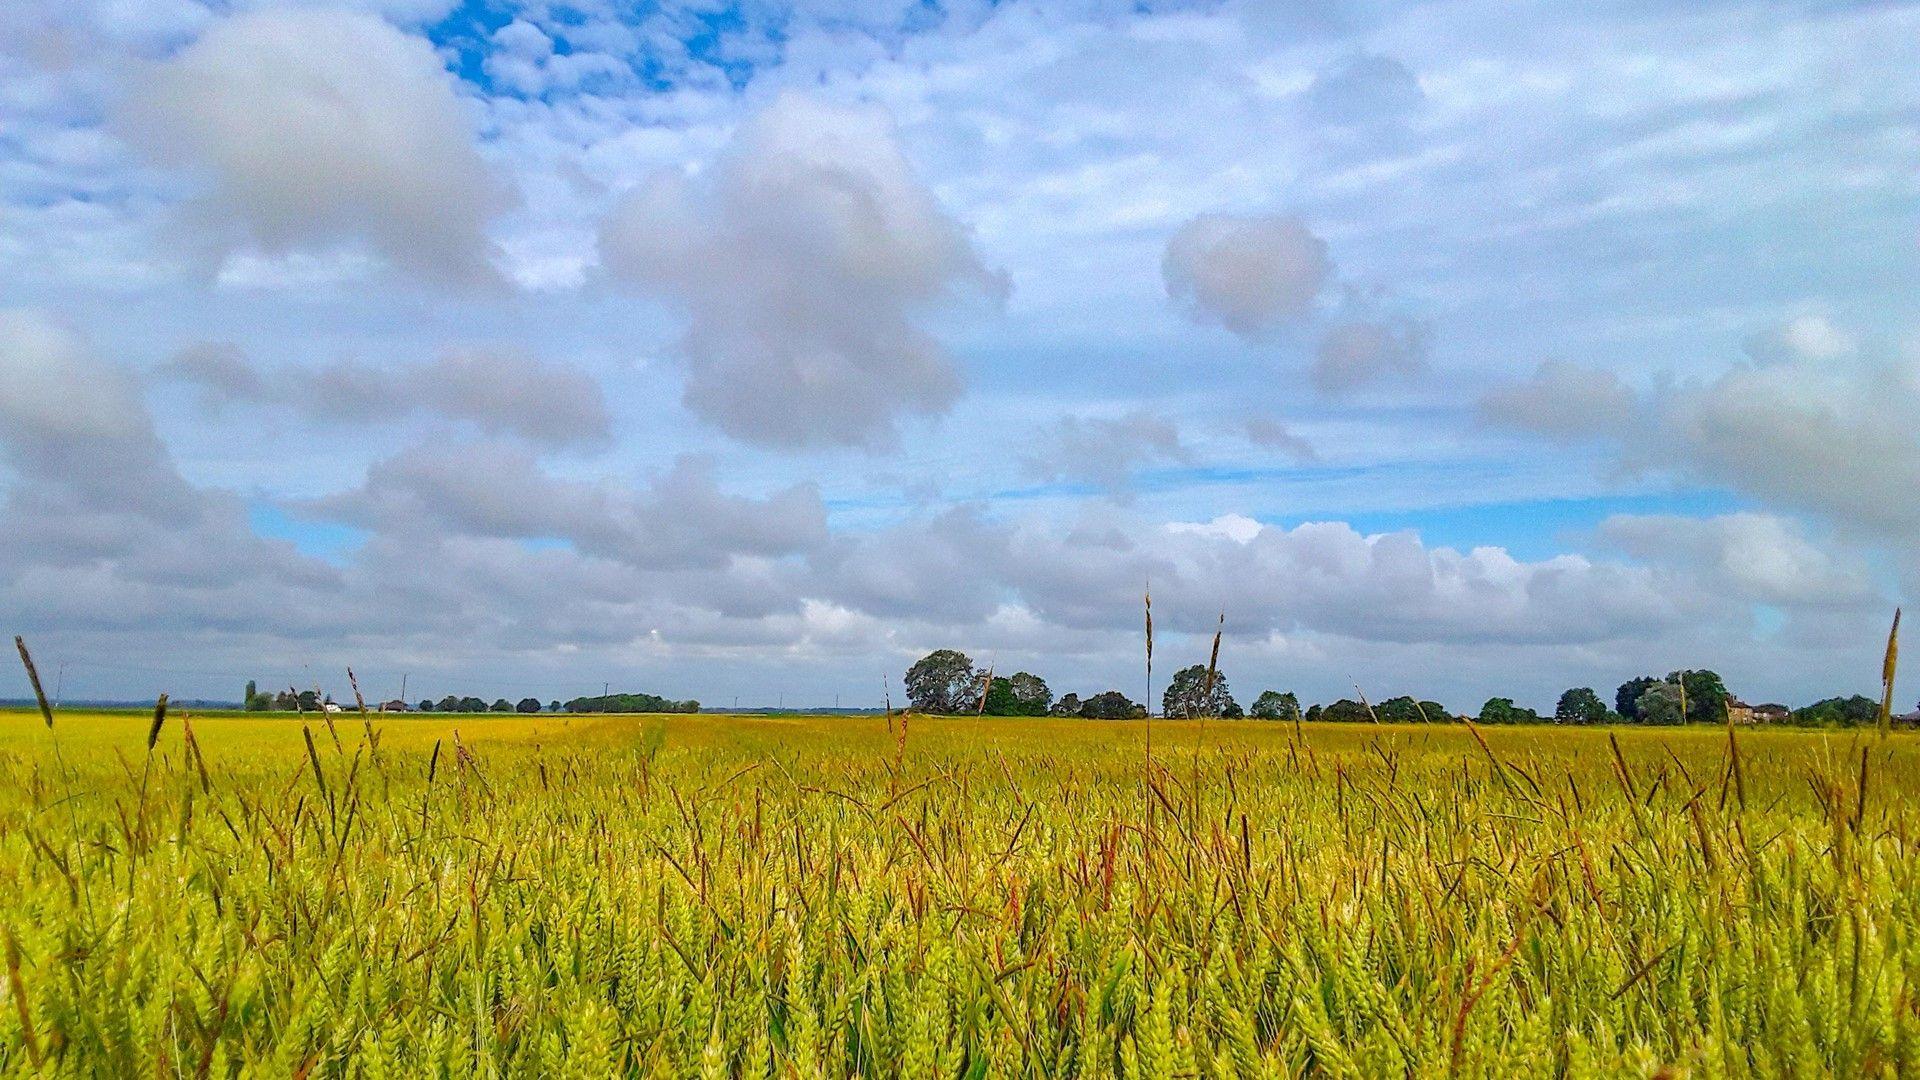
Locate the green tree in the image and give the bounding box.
[983,672,1051,716]
[1635,683,1686,726]
[296,690,320,711]
[1080,691,1144,719]
[1049,693,1082,717]
[516,697,542,713]
[548,700,562,713]
[1249,690,1300,721]
[1376,696,1443,724]
[417,700,433,712]
[1007,672,1051,714]
[1304,704,1324,722]
[1666,669,1729,724]
[904,650,979,714]
[1792,695,1878,727]
[1616,676,1658,721]
[1555,687,1609,725]
[1477,698,1542,725]
[1162,664,1236,718]
[1321,699,1373,723]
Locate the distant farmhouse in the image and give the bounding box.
[1726,699,1790,725]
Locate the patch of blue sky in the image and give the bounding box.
[1335,491,1749,561]
[431,0,777,97]
[428,0,516,87]
[248,503,369,565]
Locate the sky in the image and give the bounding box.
[2,0,1917,712]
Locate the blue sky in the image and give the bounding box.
[1,0,1916,710]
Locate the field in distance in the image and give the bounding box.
[1,708,1917,1076]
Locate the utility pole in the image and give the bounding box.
[399,673,407,704]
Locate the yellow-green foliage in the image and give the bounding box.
[1,709,1918,1077]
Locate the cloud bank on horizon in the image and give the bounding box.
[2,0,1917,710]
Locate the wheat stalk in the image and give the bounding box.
[1879,607,1900,740]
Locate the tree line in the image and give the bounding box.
[902,652,1902,728]
[241,681,697,714]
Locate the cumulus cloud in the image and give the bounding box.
[1162,213,1331,337]
[1242,417,1318,461]
[598,92,1003,449]
[0,308,193,516]
[1483,317,1920,537]
[1477,359,1637,441]
[1021,411,1191,491]
[1661,350,1920,535]
[126,8,506,284]
[312,441,828,571]
[1596,512,1875,609]
[1313,317,1427,392]
[811,508,1697,647]
[1744,310,1856,364]
[160,346,611,447]
[0,308,342,639]
[1305,53,1424,125]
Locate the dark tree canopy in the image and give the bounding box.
[1477,698,1544,725]
[516,697,543,713]
[1555,687,1610,726]
[1320,699,1373,724]
[1616,676,1658,721]
[1162,664,1236,718]
[1050,693,1082,717]
[983,671,1052,716]
[1079,691,1145,719]
[904,650,980,714]
[1793,695,1878,726]
[1375,696,1445,724]
[417,700,433,712]
[1667,669,1729,724]
[1249,690,1300,721]
[565,693,699,714]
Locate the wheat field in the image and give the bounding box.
[1,707,1917,1077]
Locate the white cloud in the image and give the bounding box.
[1241,416,1318,461]
[1313,317,1426,392]
[1597,512,1875,609]
[1477,359,1637,441]
[1162,212,1331,337]
[1481,316,1920,537]
[1021,411,1190,491]
[599,91,1003,448]
[313,441,828,571]
[161,346,612,447]
[126,8,507,284]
